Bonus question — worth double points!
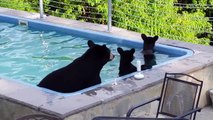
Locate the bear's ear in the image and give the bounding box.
[102,44,106,47]
[117,47,123,54]
[153,35,159,41]
[130,48,135,53]
[141,34,147,40]
[88,40,95,48]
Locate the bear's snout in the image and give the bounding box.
[109,53,114,61]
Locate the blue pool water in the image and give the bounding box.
[0,14,193,86]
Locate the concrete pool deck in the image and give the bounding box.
[0,7,213,120]
[197,106,213,120]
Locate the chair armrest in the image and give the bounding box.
[175,107,202,119]
[126,96,161,117]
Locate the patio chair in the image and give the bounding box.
[16,114,62,120]
[126,73,203,120]
[92,73,203,120]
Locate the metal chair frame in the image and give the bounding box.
[16,114,62,120]
[93,116,188,120]
[126,73,203,120]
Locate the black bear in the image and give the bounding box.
[117,47,137,76]
[141,33,158,54]
[38,40,114,93]
[117,34,158,76]
[141,34,158,70]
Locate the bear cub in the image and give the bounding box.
[38,40,114,93]
[117,34,159,77]
[141,33,158,70]
[117,47,137,76]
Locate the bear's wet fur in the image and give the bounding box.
[38,40,114,93]
[117,47,137,76]
[141,54,157,70]
[141,34,158,70]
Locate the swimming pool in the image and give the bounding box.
[2,11,213,120]
[0,14,193,94]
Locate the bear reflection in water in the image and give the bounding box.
[38,40,114,93]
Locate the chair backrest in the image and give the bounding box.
[157,73,203,120]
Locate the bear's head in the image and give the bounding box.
[86,40,114,64]
[141,34,158,55]
[117,47,136,76]
[117,47,135,64]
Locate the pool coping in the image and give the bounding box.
[0,13,193,95]
[0,8,213,119]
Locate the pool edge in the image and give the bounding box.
[0,9,213,120]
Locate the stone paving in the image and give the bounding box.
[197,106,213,120]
